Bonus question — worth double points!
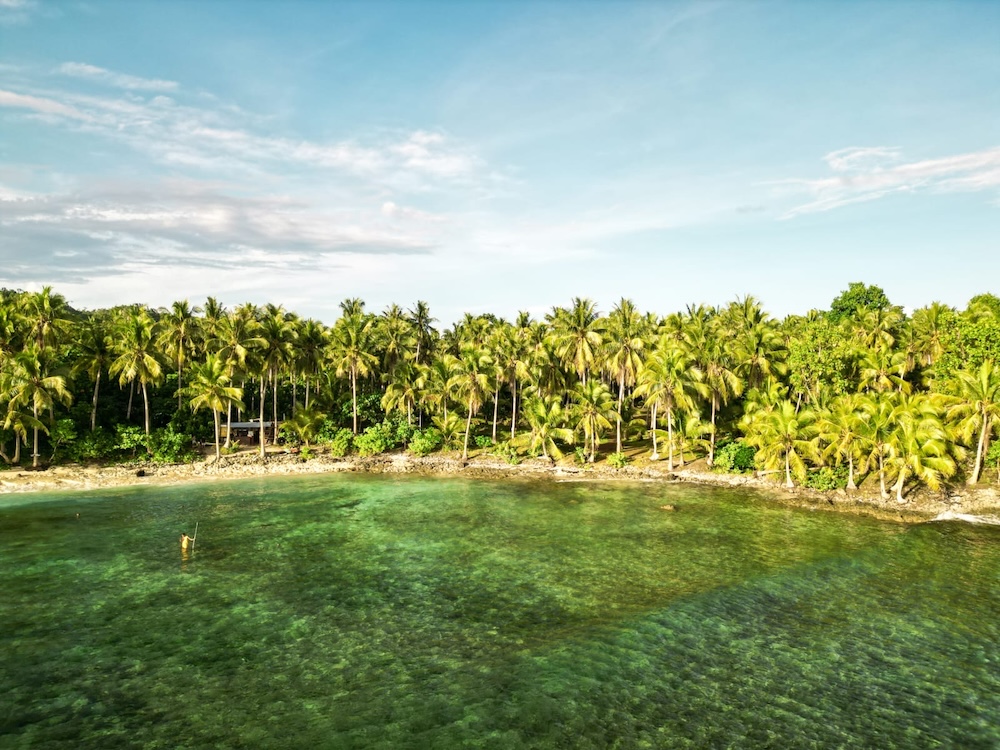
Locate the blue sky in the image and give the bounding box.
[1,1,998,325]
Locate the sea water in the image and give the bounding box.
[1,474,998,748]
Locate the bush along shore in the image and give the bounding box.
[3,282,1000,519]
[3,446,999,525]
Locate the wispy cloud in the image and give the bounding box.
[0,88,92,120]
[57,62,178,92]
[0,0,36,25]
[775,145,1000,218]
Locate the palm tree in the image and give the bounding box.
[18,285,71,353]
[634,338,701,469]
[255,307,295,453]
[73,318,112,431]
[294,318,328,409]
[817,393,864,490]
[572,379,617,463]
[382,360,421,426]
[184,353,244,462]
[694,327,743,467]
[109,308,163,435]
[743,399,819,488]
[522,395,573,461]
[889,394,956,502]
[3,347,72,468]
[284,405,326,448]
[548,297,603,385]
[856,392,898,499]
[858,346,912,394]
[603,298,647,453]
[408,300,436,366]
[453,344,492,460]
[157,299,202,409]
[945,360,1000,485]
[328,313,379,435]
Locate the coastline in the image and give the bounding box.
[3,449,1000,525]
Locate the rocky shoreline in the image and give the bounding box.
[2,449,1000,525]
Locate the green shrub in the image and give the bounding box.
[804,465,849,491]
[148,426,197,464]
[279,422,301,448]
[409,428,443,457]
[474,435,494,450]
[354,422,396,457]
[317,418,345,444]
[608,452,629,469]
[573,447,587,466]
[114,425,149,458]
[490,441,520,465]
[299,446,314,461]
[714,440,756,473]
[66,426,116,462]
[326,428,353,457]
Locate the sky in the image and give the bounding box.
[1,0,998,326]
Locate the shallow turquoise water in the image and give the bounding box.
[1,475,998,749]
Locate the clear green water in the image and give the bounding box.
[1,475,998,749]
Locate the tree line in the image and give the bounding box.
[2,282,999,502]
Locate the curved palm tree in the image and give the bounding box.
[889,394,956,502]
[572,379,617,463]
[382,360,421,426]
[859,346,912,394]
[184,353,244,462]
[699,331,743,467]
[109,308,163,435]
[817,393,865,490]
[3,347,72,468]
[328,313,379,435]
[945,360,1000,485]
[856,392,898,499]
[742,399,819,488]
[408,300,437,366]
[256,307,295,453]
[522,395,574,461]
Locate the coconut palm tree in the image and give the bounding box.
[294,318,328,409]
[522,395,574,461]
[452,344,492,460]
[184,353,244,462]
[382,360,421,426]
[888,393,956,502]
[255,307,296,453]
[572,379,617,463]
[2,347,72,468]
[858,346,912,394]
[548,297,603,385]
[856,392,898,499]
[698,331,743,467]
[18,285,72,353]
[157,299,202,410]
[328,313,379,435]
[817,393,865,490]
[603,297,647,453]
[945,360,1000,485]
[73,318,113,431]
[743,399,819,488]
[408,300,436,366]
[634,338,701,469]
[109,308,163,435]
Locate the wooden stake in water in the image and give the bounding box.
[192,521,198,553]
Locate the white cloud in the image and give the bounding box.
[57,62,179,92]
[775,145,1000,218]
[0,88,92,120]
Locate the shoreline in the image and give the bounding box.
[3,450,1000,525]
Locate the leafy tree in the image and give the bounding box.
[945,360,1000,485]
[2,347,72,468]
[742,400,819,487]
[828,282,892,323]
[522,395,573,461]
[328,313,378,435]
[572,379,617,463]
[109,308,162,436]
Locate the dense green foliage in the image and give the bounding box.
[2,283,999,499]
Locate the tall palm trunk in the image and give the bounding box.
[142,381,151,436]
[351,369,358,435]
[213,409,222,462]
[616,374,624,453]
[847,455,857,490]
[784,451,793,488]
[666,408,675,471]
[127,379,135,421]
[492,387,499,442]
[225,401,233,449]
[894,466,907,503]
[259,378,267,458]
[32,402,40,469]
[271,370,278,443]
[969,414,989,485]
[708,396,718,466]
[510,378,518,440]
[462,401,474,460]
[90,372,101,432]
[878,451,888,499]
[649,400,659,460]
